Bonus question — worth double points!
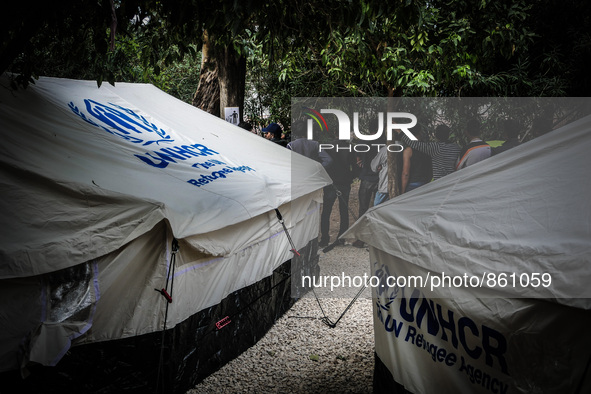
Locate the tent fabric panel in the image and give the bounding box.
[84,194,321,342]
[88,221,170,341]
[0,163,166,279]
[179,189,322,257]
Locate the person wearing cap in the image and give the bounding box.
[262,123,287,147]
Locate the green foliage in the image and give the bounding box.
[152,50,201,104]
[3,0,590,107]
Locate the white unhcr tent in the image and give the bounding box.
[0,74,331,392]
[344,114,591,393]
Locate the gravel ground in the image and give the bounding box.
[187,244,375,394]
[188,180,375,393]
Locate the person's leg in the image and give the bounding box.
[320,186,337,246]
[354,180,373,248]
[369,181,378,208]
[336,183,351,239]
[358,180,371,217]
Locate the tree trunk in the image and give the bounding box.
[217,44,246,123]
[192,32,220,115]
[192,31,246,124]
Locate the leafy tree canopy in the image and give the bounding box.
[2,0,589,99]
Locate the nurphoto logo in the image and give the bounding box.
[304,108,418,153]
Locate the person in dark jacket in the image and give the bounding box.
[319,139,356,247]
[349,142,379,248]
[492,119,521,155]
[287,120,332,167]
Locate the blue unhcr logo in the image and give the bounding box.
[69,99,220,169]
[69,99,174,146]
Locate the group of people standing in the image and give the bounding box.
[241,117,521,248]
[290,118,521,248]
